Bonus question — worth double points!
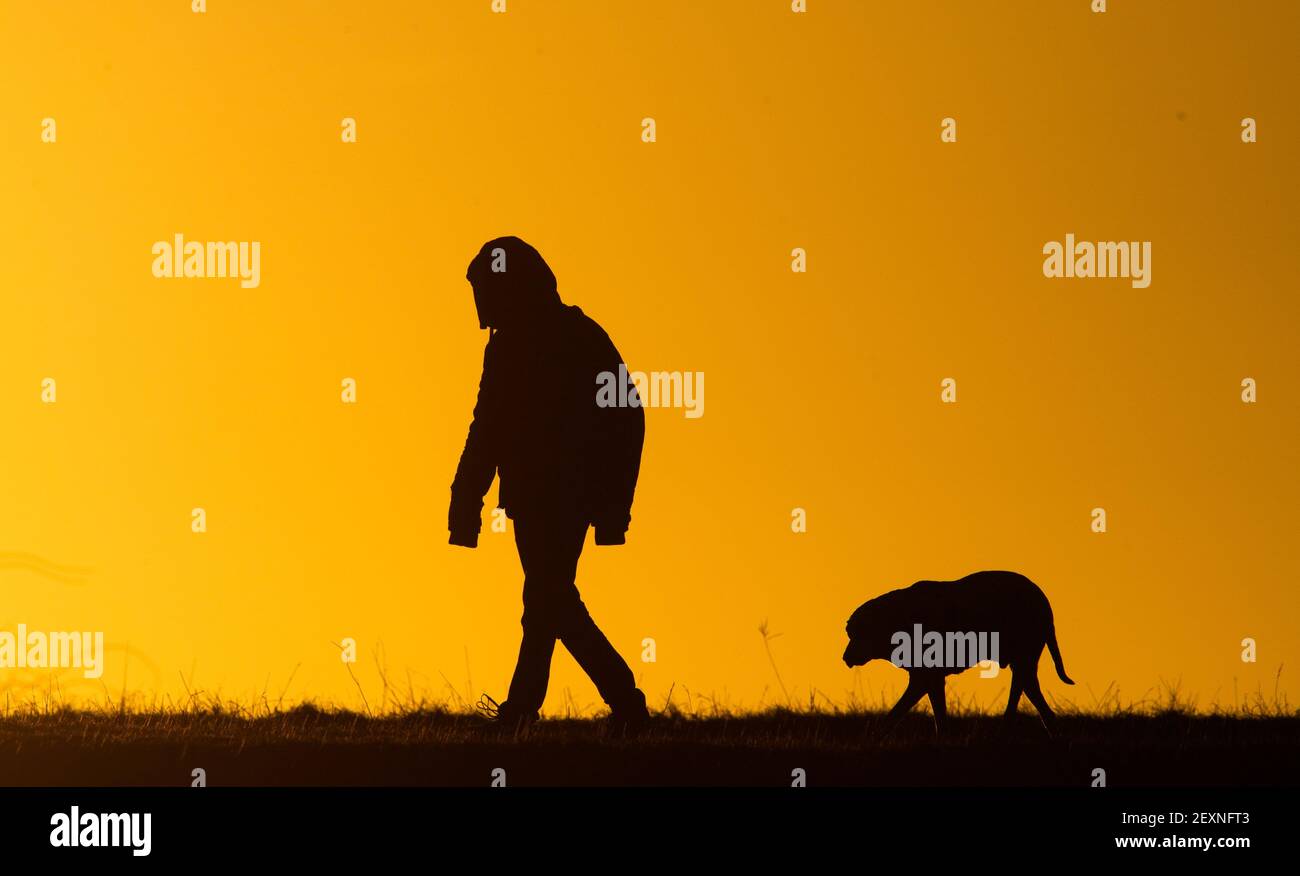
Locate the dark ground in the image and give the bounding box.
[2,707,1296,787]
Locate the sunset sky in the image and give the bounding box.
[1,0,1296,714]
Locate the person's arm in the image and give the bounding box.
[448,337,502,548]
[591,344,645,546]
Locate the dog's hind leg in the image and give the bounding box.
[926,676,948,736]
[1004,672,1024,717]
[1021,670,1057,737]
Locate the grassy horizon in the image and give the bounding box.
[2,649,1294,787]
[0,665,1292,722]
[1,701,1296,788]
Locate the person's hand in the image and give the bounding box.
[449,530,479,549]
[593,526,626,546]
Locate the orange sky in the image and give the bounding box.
[1,0,1296,714]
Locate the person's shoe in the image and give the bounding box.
[604,689,651,738]
[476,694,538,733]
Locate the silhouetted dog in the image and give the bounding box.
[844,571,1074,735]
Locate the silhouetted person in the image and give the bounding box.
[449,236,650,731]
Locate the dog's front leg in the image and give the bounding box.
[877,673,928,740]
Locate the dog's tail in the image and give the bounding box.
[1047,623,1074,684]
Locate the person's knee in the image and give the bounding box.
[523,595,587,634]
[521,606,555,635]
[545,605,595,639]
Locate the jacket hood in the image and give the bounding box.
[466,236,564,331]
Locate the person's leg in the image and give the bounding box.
[497,516,569,720]
[500,629,555,722]
[513,513,646,716]
[558,601,643,715]
[545,519,645,716]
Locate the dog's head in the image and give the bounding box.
[843,598,892,667]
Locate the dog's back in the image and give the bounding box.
[869,571,1070,680]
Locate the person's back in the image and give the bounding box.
[483,305,639,524]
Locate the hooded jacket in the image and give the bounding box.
[449,237,645,545]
